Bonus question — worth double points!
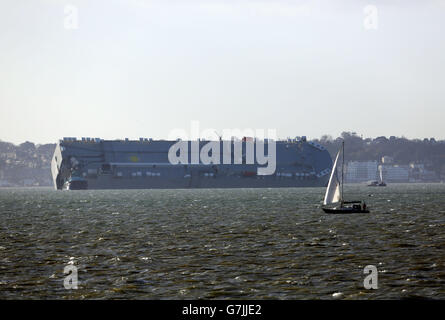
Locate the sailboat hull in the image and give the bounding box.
[322,207,370,214]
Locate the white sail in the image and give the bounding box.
[323,149,341,205]
[379,166,383,182]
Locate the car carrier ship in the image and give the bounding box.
[51,136,333,190]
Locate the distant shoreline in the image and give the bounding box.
[1,182,444,191]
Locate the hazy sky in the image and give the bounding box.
[1,0,444,144]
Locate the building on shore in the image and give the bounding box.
[380,164,410,182]
[345,156,439,183]
[345,161,378,183]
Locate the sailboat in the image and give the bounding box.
[368,165,386,187]
[377,165,386,186]
[322,141,370,214]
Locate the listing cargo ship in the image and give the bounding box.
[51,137,333,190]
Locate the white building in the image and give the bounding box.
[23,179,37,187]
[346,161,378,183]
[0,180,12,187]
[381,156,394,164]
[381,165,409,182]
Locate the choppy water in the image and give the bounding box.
[0,184,444,299]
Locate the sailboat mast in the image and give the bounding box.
[341,140,344,201]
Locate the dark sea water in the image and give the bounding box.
[0,184,444,299]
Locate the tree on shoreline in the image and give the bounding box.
[312,132,445,176]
